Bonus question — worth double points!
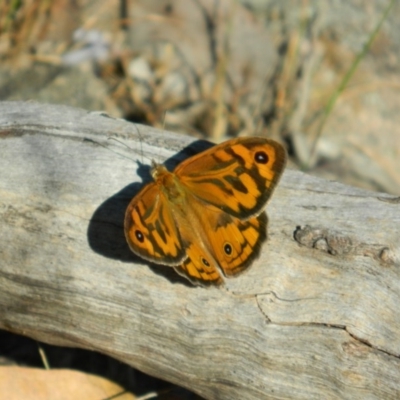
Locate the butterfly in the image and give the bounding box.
[124,137,287,286]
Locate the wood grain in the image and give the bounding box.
[0,101,399,400]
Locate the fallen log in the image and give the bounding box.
[0,101,399,399]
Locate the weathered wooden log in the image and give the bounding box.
[0,101,399,399]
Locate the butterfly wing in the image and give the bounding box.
[124,183,186,265]
[170,191,268,286]
[210,211,268,277]
[175,137,286,219]
[174,247,223,286]
[174,212,267,286]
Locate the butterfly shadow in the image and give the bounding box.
[87,139,214,287]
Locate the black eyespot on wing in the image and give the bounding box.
[224,243,233,256]
[135,230,144,243]
[202,258,210,267]
[255,151,269,164]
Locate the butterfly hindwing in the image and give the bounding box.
[174,244,223,286]
[172,197,268,286]
[211,212,268,277]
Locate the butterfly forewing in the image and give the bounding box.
[176,138,286,219]
[124,183,186,265]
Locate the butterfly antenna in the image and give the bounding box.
[156,111,169,164]
[84,137,135,162]
[107,136,132,150]
[131,122,145,165]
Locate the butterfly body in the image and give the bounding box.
[125,137,286,286]
[146,162,227,283]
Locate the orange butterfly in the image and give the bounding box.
[124,137,286,286]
